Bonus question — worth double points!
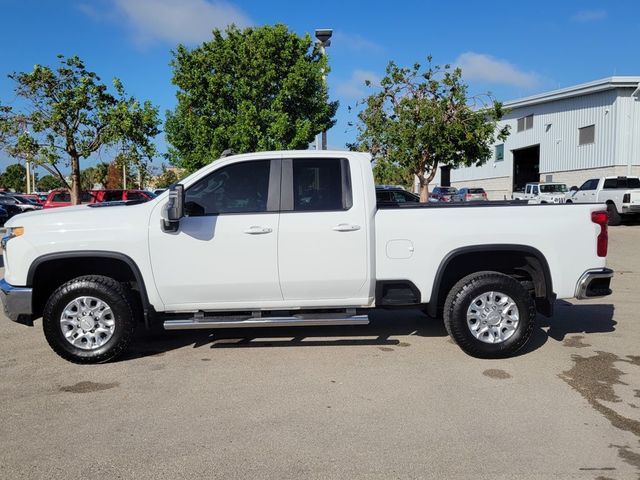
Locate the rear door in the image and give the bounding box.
[277,157,369,302]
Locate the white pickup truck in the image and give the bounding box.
[512,183,568,204]
[566,176,640,225]
[0,151,613,363]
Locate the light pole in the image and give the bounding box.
[315,28,332,150]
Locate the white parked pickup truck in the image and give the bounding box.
[512,183,568,204]
[0,151,614,363]
[566,176,640,225]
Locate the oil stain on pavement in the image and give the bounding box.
[59,381,119,393]
[482,369,511,379]
[563,335,591,348]
[559,351,640,475]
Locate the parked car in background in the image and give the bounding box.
[375,185,420,204]
[0,197,25,219]
[43,189,154,208]
[458,187,488,202]
[513,182,568,204]
[430,186,461,202]
[11,194,43,210]
[0,194,41,212]
[44,190,98,209]
[0,206,8,226]
[565,176,640,225]
[19,194,45,206]
[153,188,167,196]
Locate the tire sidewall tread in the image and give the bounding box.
[444,271,536,359]
[42,275,136,364]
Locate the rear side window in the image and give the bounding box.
[185,160,271,215]
[290,158,352,211]
[102,191,123,202]
[52,192,70,202]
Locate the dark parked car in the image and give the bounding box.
[0,206,8,226]
[375,185,420,204]
[430,186,461,202]
[0,197,25,219]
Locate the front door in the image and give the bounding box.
[277,158,369,302]
[573,179,599,203]
[148,159,282,310]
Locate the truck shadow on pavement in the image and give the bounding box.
[124,301,616,360]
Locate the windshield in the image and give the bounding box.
[539,184,567,193]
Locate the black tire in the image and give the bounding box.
[444,271,536,359]
[565,200,572,204]
[43,275,137,364]
[606,202,622,226]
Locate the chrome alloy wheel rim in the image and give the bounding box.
[466,291,520,344]
[59,296,115,350]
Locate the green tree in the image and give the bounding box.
[165,24,338,173]
[352,57,509,201]
[154,165,179,189]
[37,174,64,191]
[0,163,26,191]
[0,55,161,204]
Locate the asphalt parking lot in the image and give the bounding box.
[1,226,639,480]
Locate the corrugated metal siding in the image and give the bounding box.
[450,88,634,183]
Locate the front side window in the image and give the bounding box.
[532,186,539,195]
[185,160,271,215]
[291,158,352,211]
[579,179,598,191]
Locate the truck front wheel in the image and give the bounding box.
[42,275,137,364]
[444,272,535,358]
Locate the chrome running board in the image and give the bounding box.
[163,314,369,331]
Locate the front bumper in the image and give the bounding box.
[575,268,614,299]
[0,278,33,325]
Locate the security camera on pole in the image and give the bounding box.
[315,28,332,150]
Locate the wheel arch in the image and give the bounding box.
[27,251,153,327]
[427,244,554,318]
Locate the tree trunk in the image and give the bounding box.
[418,175,429,203]
[70,156,81,205]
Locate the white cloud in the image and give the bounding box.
[332,32,384,53]
[80,0,252,46]
[571,9,607,22]
[335,69,381,98]
[454,52,539,89]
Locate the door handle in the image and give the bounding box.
[244,226,273,235]
[332,223,361,232]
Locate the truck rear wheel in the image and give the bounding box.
[42,275,137,364]
[444,272,535,358]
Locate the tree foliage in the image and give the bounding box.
[352,57,509,201]
[154,165,179,189]
[0,55,161,204]
[0,163,26,192]
[37,174,64,191]
[166,24,338,173]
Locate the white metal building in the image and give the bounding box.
[430,77,640,199]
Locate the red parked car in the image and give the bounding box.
[43,189,154,208]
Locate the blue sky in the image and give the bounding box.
[1,0,638,176]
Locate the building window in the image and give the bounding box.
[579,124,595,145]
[495,144,504,161]
[517,114,534,132]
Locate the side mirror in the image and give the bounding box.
[162,184,184,232]
[570,186,578,192]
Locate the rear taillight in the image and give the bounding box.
[623,193,630,203]
[465,194,472,199]
[591,211,608,257]
[482,193,488,200]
